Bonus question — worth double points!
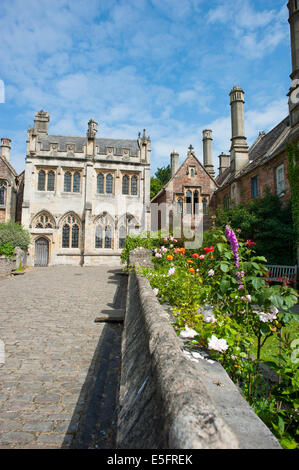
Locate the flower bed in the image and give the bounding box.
[137,227,299,449]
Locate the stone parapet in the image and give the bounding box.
[117,271,282,449]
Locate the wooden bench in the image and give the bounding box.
[264,264,297,287]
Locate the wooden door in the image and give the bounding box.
[35,238,49,267]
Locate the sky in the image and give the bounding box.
[0,0,292,175]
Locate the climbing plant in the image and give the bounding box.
[287,144,299,250]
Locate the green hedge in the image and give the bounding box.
[0,222,31,251]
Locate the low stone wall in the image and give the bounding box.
[0,255,16,276]
[117,270,282,449]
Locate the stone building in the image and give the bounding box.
[0,138,19,223]
[21,111,151,266]
[151,134,217,237]
[214,1,299,210]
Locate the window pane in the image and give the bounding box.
[186,191,192,214]
[251,176,258,198]
[194,191,199,215]
[122,175,129,195]
[64,172,72,192]
[73,173,80,193]
[97,173,104,194]
[38,170,45,191]
[47,171,55,191]
[106,174,113,194]
[131,176,137,195]
[62,224,70,248]
[177,198,183,215]
[105,226,112,248]
[119,225,126,249]
[202,198,207,214]
[71,224,79,248]
[0,187,6,205]
[277,167,284,194]
[95,225,103,248]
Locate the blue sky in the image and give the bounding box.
[0,0,291,175]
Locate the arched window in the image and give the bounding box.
[34,212,54,229]
[62,224,70,248]
[106,174,113,194]
[177,198,183,215]
[97,173,104,194]
[47,171,55,191]
[202,198,208,214]
[105,226,112,248]
[73,172,80,193]
[71,224,79,248]
[119,225,126,249]
[61,215,80,248]
[95,224,103,248]
[191,168,194,177]
[194,191,199,215]
[122,175,129,195]
[38,170,46,191]
[131,176,137,195]
[64,172,72,192]
[0,182,7,206]
[186,190,192,214]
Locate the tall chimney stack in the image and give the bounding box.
[33,110,50,135]
[229,86,249,173]
[218,153,230,175]
[0,138,11,162]
[202,129,215,177]
[170,150,179,177]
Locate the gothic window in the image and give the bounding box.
[105,226,112,248]
[119,225,126,249]
[177,198,183,215]
[131,176,138,195]
[61,215,80,248]
[0,182,7,206]
[64,172,72,192]
[251,176,259,198]
[186,190,192,214]
[106,174,113,194]
[38,170,46,191]
[276,165,285,196]
[194,191,199,215]
[122,175,129,195]
[97,173,104,194]
[71,224,79,248]
[223,196,230,210]
[47,171,55,191]
[62,224,70,248]
[34,212,54,229]
[191,168,194,177]
[95,224,103,248]
[73,172,80,193]
[202,198,207,214]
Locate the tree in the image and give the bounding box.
[150,164,171,199]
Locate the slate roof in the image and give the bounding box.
[216,116,291,189]
[38,135,139,156]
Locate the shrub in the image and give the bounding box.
[0,222,31,251]
[0,242,15,258]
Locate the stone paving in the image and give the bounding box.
[0,265,125,449]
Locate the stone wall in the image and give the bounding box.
[0,255,16,276]
[117,269,282,449]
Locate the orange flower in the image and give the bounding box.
[192,253,199,258]
[188,268,195,273]
[166,255,173,261]
[179,247,185,254]
[187,259,193,264]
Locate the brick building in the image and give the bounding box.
[151,135,217,236]
[214,1,299,210]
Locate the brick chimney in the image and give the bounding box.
[170,150,179,177]
[218,153,230,175]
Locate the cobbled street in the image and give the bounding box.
[0,266,125,449]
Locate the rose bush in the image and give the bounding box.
[138,226,298,448]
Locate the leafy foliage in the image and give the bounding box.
[0,242,15,258]
[287,144,299,245]
[215,190,296,265]
[0,222,31,251]
[150,164,171,199]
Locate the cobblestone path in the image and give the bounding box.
[0,266,125,449]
